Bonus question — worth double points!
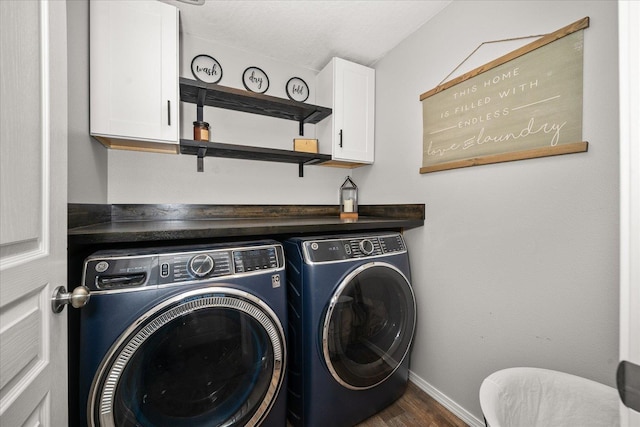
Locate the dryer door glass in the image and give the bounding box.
[89,289,285,427]
[322,263,416,390]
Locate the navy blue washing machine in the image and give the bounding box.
[283,232,417,427]
[77,240,287,427]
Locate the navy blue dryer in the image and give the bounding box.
[78,240,287,427]
[283,232,417,427]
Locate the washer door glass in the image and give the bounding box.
[322,262,416,390]
[89,288,285,427]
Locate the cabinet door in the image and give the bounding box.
[332,59,375,164]
[90,1,178,150]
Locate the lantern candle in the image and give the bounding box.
[339,176,358,220]
[343,199,354,213]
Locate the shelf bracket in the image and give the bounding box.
[299,108,324,136]
[299,163,304,178]
[196,88,206,122]
[197,147,207,172]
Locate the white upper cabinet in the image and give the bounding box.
[316,58,375,165]
[90,0,179,154]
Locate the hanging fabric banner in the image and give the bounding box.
[420,17,589,174]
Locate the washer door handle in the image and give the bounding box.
[51,286,90,313]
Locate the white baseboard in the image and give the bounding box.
[409,371,485,427]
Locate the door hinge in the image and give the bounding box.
[617,360,640,412]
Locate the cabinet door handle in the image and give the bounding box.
[339,129,343,148]
[167,100,171,126]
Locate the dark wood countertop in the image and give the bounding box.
[68,204,425,245]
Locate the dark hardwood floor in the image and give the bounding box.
[356,381,468,427]
[287,381,469,427]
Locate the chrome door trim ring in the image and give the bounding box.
[321,261,416,390]
[88,285,286,427]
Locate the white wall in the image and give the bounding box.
[362,0,619,421]
[67,0,108,203]
[67,1,352,204]
[106,32,351,204]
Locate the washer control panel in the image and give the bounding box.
[303,233,406,263]
[82,243,283,291]
[233,246,279,273]
[158,250,232,284]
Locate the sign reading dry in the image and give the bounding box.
[420,18,589,173]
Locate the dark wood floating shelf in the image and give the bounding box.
[179,78,333,176]
[179,78,332,126]
[180,139,331,177]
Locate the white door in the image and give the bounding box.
[619,1,640,425]
[0,1,68,425]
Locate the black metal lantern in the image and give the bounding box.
[339,176,358,220]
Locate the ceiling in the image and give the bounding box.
[162,0,452,71]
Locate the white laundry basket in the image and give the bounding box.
[479,367,620,427]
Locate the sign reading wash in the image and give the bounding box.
[420,18,589,173]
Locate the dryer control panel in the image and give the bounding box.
[303,233,406,264]
[82,243,284,291]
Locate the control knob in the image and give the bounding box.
[359,239,375,255]
[189,254,215,278]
